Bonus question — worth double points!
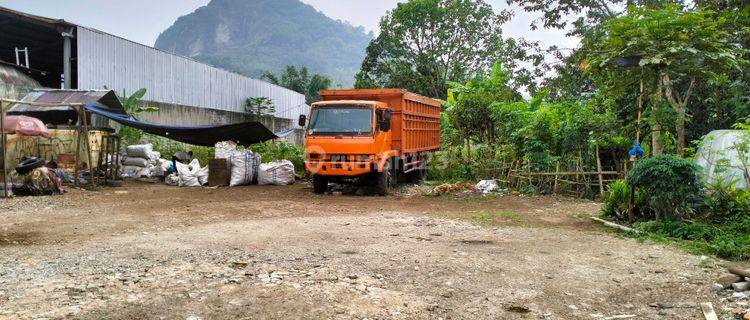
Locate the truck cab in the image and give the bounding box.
[300,89,441,195]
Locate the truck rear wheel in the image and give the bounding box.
[313,175,328,194]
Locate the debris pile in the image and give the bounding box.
[712,267,750,318]
[430,182,475,195]
[10,164,63,196]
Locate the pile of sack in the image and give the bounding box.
[121,144,163,178]
[165,158,208,187]
[215,141,295,187]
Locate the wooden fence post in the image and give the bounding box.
[1,100,7,198]
[553,161,560,193]
[80,105,95,185]
[596,143,605,197]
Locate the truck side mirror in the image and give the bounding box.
[378,109,392,132]
[298,114,307,127]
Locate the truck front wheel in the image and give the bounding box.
[313,175,328,194]
[376,159,394,196]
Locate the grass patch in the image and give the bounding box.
[446,210,526,226]
[630,219,750,261]
[598,217,750,262]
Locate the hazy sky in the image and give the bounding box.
[0,0,577,49]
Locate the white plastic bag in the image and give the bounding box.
[149,151,161,163]
[177,159,201,187]
[126,143,154,158]
[165,173,179,186]
[257,160,295,185]
[229,150,259,187]
[123,157,150,167]
[215,141,237,160]
[122,165,153,178]
[475,180,499,194]
[197,166,209,186]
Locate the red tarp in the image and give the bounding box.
[1,115,50,137]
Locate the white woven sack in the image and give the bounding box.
[258,160,295,185]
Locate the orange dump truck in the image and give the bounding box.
[299,89,441,194]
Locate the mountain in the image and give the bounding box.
[154,0,372,87]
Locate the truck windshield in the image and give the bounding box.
[308,106,372,136]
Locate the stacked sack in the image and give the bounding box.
[214,141,295,187]
[121,143,163,178]
[215,141,260,187]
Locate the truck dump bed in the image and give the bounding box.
[319,89,441,153]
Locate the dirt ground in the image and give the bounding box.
[0,181,732,319]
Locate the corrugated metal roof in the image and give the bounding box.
[0,63,41,87]
[8,89,120,113]
[0,6,75,28]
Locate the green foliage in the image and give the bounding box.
[354,0,540,98]
[584,4,747,154]
[601,180,630,218]
[146,135,215,166]
[244,97,276,121]
[426,151,476,182]
[637,218,750,260]
[702,179,750,222]
[250,140,305,174]
[601,179,652,220]
[261,65,332,104]
[116,88,159,145]
[627,155,703,219]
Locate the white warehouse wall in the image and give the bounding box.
[75,26,309,124]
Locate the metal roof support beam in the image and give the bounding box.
[61,27,74,89]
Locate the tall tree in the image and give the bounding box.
[585,5,745,155]
[354,0,538,98]
[261,66,332,104]
[244,97,276,121]
[507,0,685,36]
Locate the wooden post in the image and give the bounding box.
[575,153,582,196]
[596,143,605,197]
[526,163,532,190]
[74,110,82,187]
[80,106,95,185]
[1,100,7,198]
[553,161,561,193]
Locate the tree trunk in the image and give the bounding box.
[676,108,686,156]
[662,74,696,156]
[651,72,664,156]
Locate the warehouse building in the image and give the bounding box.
[0,6,309,144]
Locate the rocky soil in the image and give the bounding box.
[0,182,733,319]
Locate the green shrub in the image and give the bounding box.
[601,180,630,219]
[144,134,215,165]
[702,179,750,222]
[601,179,653,221]
[250,140,305,174]
[426,151,476,182]
[627,155,703,220]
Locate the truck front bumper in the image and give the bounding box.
[305,161,373,176]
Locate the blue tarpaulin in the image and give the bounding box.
[85,102,293,147]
